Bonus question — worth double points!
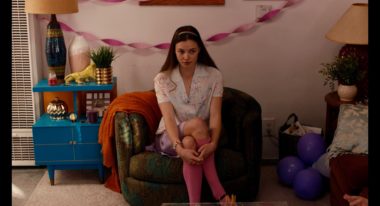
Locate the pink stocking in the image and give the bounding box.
[197,139,226,201]
[183,162,203,203]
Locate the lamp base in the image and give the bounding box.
[46,14,67,85]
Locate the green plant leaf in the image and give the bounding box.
[319,55,363,91]
[89,46,116,68]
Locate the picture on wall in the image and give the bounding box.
[85,91,111,118]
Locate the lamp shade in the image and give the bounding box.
[325,3,368,45]
[25,0,78,14]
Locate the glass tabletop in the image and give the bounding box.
[161,202,288,206]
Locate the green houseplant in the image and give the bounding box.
[90,46,116,84]
[319,55,363,90]
[90,46,116,68]
[319,54,364,101]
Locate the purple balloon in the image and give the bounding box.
[277,156,305,187]
[297,133,326,165]
[293,168,325,200]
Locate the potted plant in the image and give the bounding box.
[90,46,116,84]
[319,54,364,101]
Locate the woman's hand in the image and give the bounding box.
[177,147,203,165]
[343,194,368,206]
[197,142,217,160]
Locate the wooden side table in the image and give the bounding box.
[324,91,355,147]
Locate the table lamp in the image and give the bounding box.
[325,3,368,101]
[25,0,78,85]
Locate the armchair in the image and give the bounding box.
[327,104,368,206]
[114,87,262,206]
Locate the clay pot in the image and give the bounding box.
[337,84,357,102]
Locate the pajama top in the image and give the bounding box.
[154,64,224,135]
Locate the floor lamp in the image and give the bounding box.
[25,0,79,85]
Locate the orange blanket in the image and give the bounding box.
[98,91,162,192]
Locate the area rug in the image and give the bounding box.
[25,170,129,206]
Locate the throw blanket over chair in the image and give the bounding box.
[106,87,262,206]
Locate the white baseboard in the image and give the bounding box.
[12,160,36,166]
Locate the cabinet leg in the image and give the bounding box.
[47,166,55,185]
[98,164,104,183]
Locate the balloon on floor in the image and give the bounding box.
[277,155,305,186]
[297,133,326,165]
[277,132,327,200]
[293,168,325,200]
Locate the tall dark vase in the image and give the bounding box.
[46,14,66,84]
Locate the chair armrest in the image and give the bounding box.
[220,87,262,198]
[241,108,262,196]
[114,112,133,178]
[114,112,150,178]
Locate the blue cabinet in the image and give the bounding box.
[32,78,116,185]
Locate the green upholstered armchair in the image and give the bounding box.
[114,87,262,206]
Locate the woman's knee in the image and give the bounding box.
[182,136,197,150]
[185,118,209,138]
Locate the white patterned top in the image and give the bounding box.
[154,64,223,134]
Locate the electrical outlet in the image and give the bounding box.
[263,117,276,137]
[256,5,272,20]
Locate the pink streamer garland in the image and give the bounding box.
[78,0,152,2]
[40,0,299,50]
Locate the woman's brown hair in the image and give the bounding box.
[160,25,218,72]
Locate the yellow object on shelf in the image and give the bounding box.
[64,63,96,84]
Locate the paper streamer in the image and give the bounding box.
[40,0,299,50]
[78,0,152,2]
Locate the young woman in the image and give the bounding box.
[149,25,231,204]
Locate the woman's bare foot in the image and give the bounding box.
[219,194,236,205]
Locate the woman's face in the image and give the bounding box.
[175,39,200,69]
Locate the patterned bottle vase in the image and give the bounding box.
[46,14,66,84]
[95,67,113,84]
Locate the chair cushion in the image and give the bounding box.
[129,148,247,184]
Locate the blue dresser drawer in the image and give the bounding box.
[79,125,99,143]
[75,144,102,160]
[33,127,75,144]
[34,144,74,162]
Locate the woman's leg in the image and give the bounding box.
[183,118,226,201]
[182,136,203,203]
[196,138,226,201]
